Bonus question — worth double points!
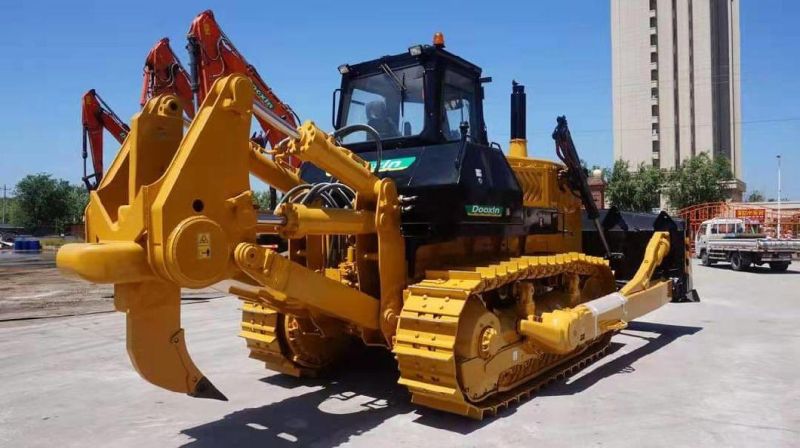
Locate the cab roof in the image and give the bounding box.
[339,44,483,78]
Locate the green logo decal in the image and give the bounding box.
[253,86,275,110]
[368,156,417,172]
[465,204,505,218]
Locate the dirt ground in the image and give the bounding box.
[0,250,224,321]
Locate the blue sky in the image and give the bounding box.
[0,0,797,198]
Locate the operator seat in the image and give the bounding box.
[366,100,399,139]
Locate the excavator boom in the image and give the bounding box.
[81,89,130,190]
[84,38,197,191]
[186,10,299,149]
[141,38,195,118]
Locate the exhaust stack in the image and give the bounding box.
[509,81,528,158]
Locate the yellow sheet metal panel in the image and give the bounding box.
[508,156,582,254]
[148,75,257,286]
[508,139,528,158]
[128,97,185,202]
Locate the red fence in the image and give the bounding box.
[677,202,800,250]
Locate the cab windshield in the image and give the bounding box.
[340,65,425,144]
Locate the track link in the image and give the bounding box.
[239,301,315,377]
[394,252,613,419]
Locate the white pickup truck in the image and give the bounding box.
[694,218,800,272]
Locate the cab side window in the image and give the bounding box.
[442,70,477,141]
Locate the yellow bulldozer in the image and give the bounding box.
[58,34,694,419]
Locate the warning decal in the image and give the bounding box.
[197,233,211,259]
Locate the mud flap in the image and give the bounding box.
[114,281,227,400]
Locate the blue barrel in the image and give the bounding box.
[29,239,41,251]
[12,236,41,252]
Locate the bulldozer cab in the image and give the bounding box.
[305,42,522,244]
[333,41,489,150]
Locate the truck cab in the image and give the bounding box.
[694,218,756,255]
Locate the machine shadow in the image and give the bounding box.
[701,264,800,274]
[403,321,703,435]
[181,321,702,443]
[180,346,414,447]
[538,320,702,397]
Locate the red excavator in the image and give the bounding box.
[83,39,194,190]
[81,89,130,190]
[140,37,195,119]
[186,10,299,152]
[83,10,300,195]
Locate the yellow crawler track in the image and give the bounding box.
[394,253,613,419]
[239,301,313,377]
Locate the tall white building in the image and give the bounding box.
[611,0,742,183]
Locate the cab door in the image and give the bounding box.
[695,224,708,256]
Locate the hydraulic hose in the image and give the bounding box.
[332,124,383,175]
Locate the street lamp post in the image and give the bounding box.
[777,155,782,238]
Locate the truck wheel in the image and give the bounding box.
[731,253,746,271]
[741,254,752,269]
[769,261,790,272]
[701,251,713,266]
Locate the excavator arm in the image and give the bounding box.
[141,38,195,119]
[186,10,299,150]
[84,39,197,191]
[81,89,130,190]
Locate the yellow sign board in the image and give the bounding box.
[734,209,766,221]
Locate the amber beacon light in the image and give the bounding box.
[433,32,445,48]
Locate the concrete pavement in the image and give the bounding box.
[1,260,798,447]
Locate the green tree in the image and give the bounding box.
[747,190,765,202]
[606,160,636,210]
[252,190,281,211]
[635,163,665,211]
[664,153,733,210]
[606,160,665,212]
[12,174,88,232]
[1,195,15,225]
[65,185,89,225]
